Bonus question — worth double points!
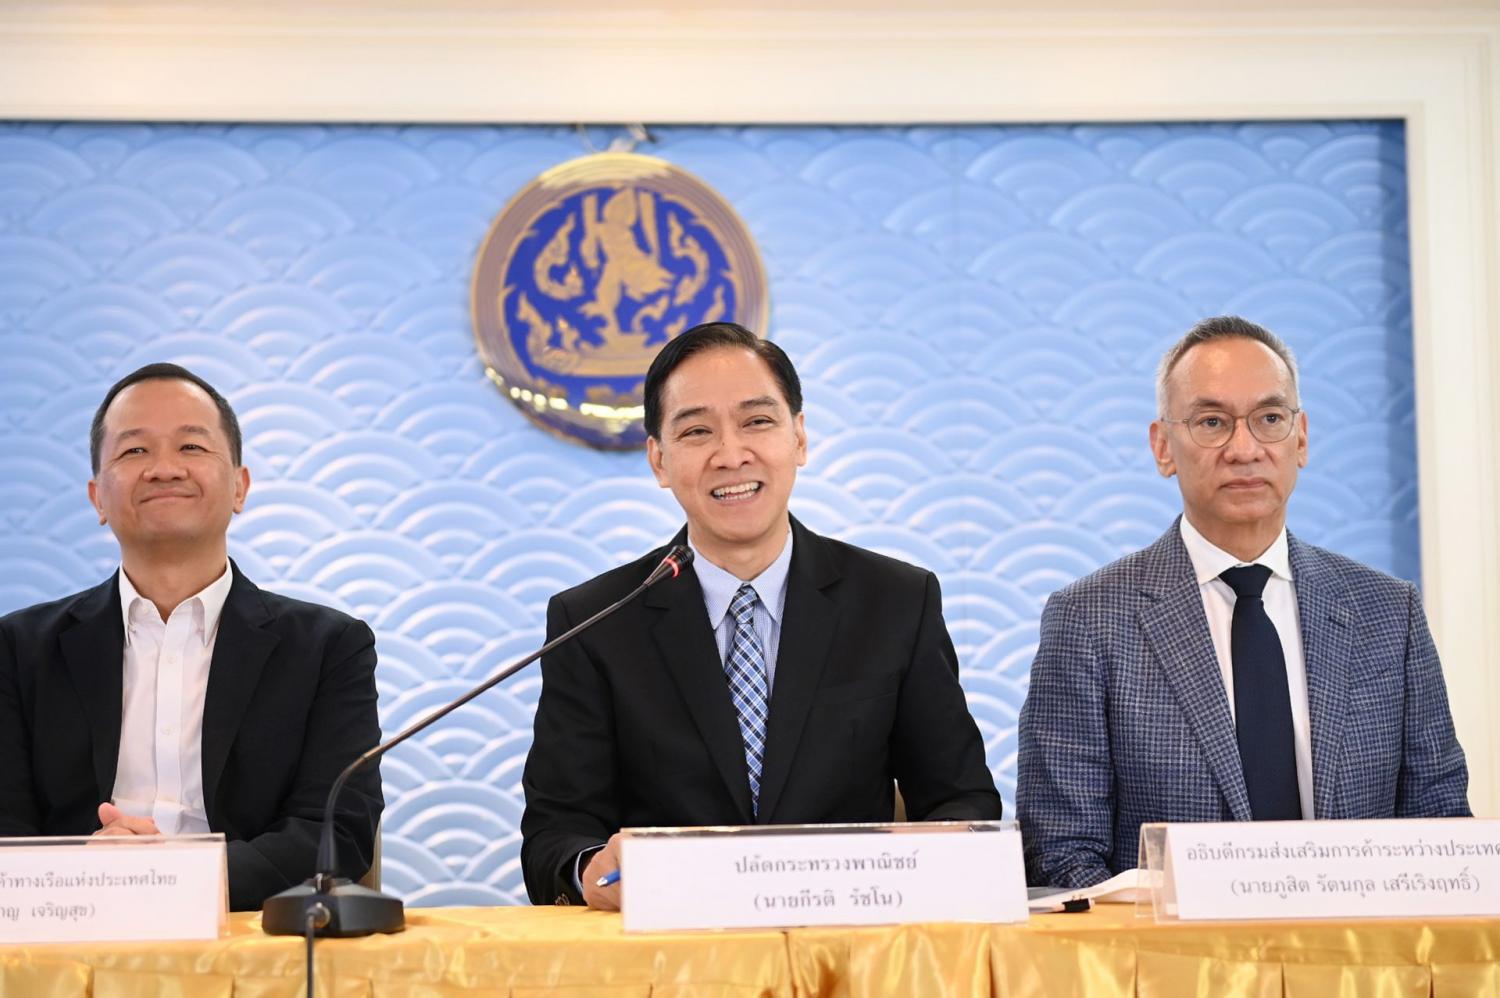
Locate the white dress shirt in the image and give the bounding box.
[112,563,233,835]
[1178,516,1315,820]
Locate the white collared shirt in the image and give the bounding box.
[1178,516,1314,820]
[112,563,233,835]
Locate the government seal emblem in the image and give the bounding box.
[472,152,769,449]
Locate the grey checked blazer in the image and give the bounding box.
[1016,520,1470,888]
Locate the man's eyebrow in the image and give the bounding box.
[1185,393,1291,410]
[668,405,709,427]
[669,397,782,426]
[112,424,213,442]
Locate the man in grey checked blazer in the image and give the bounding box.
[1017,316,1470,888]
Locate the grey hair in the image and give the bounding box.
[1154,315,1300,417]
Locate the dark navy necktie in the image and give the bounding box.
[1219,564,1301,820]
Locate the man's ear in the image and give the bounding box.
[646,436,670,488]
[1295,409,1309,469]
[1148,420,1176,478]
[232,465,251,513]
[793,412,807,468]
[87,479,106,525]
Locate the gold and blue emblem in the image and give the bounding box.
[472,153,769,449]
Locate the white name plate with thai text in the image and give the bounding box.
[0,834,228,943]
[620,820,1026,932]
[1151,818,1500,921]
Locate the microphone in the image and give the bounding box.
[262,544,694,936]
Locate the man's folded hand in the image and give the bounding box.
[93,801,161,837]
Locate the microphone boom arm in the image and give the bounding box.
[311,545,693,890]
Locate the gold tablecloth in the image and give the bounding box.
[791,906,1500,997]
[3,905,1498,997]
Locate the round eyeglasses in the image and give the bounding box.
[1160,406,1301,448]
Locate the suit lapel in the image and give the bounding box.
[58,576,126,799]
[646,545,757,822]
[1289,535,1352,819]
[755,520,838,823]
[200,564,280,822]
[1137,524,1253,820]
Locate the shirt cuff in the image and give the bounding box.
[571,844,607,896]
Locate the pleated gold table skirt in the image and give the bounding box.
[3,903,1497,996]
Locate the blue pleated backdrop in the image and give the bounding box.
[0,121,1417,905]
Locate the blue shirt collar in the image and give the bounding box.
[690,527,795,628]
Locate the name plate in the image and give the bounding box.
[620,820,1027,932]
[1143,818,1500,921]
[0,834,228,943]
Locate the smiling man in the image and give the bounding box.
[521,322,1002,909]
[1016,316,1470,889]
[0,363,382,910]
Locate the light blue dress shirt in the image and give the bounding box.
[689,530,793,689]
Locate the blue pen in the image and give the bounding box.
[595,869,621,888]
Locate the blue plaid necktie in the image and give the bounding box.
[1220,564,1301,820]
[726,584,770,816]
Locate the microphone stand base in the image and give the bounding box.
[262,879,405,937]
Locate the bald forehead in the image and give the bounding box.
[105,377,218,422]
[100,378,230,450]
[1165,337,1296,409]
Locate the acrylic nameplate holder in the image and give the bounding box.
[0,834,228,943]
[620,820,1026,932]
[1140,818,1500,921]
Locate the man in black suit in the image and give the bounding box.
[0,363,382,911]
[521,322,1001,909]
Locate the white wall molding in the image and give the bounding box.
[0,9,1496,123]
[3,3,1497,814]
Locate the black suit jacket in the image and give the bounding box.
[0,564,383,911]
[520,517,1002,905]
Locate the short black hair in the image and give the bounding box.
[643,322,803,440]
[90,363,243,474]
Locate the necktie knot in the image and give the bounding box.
[1220,564,1272,599]
[730,584,759,626]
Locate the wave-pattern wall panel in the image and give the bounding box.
[0,122,1417,905]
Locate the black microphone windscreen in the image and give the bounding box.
[646,544,693,586]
